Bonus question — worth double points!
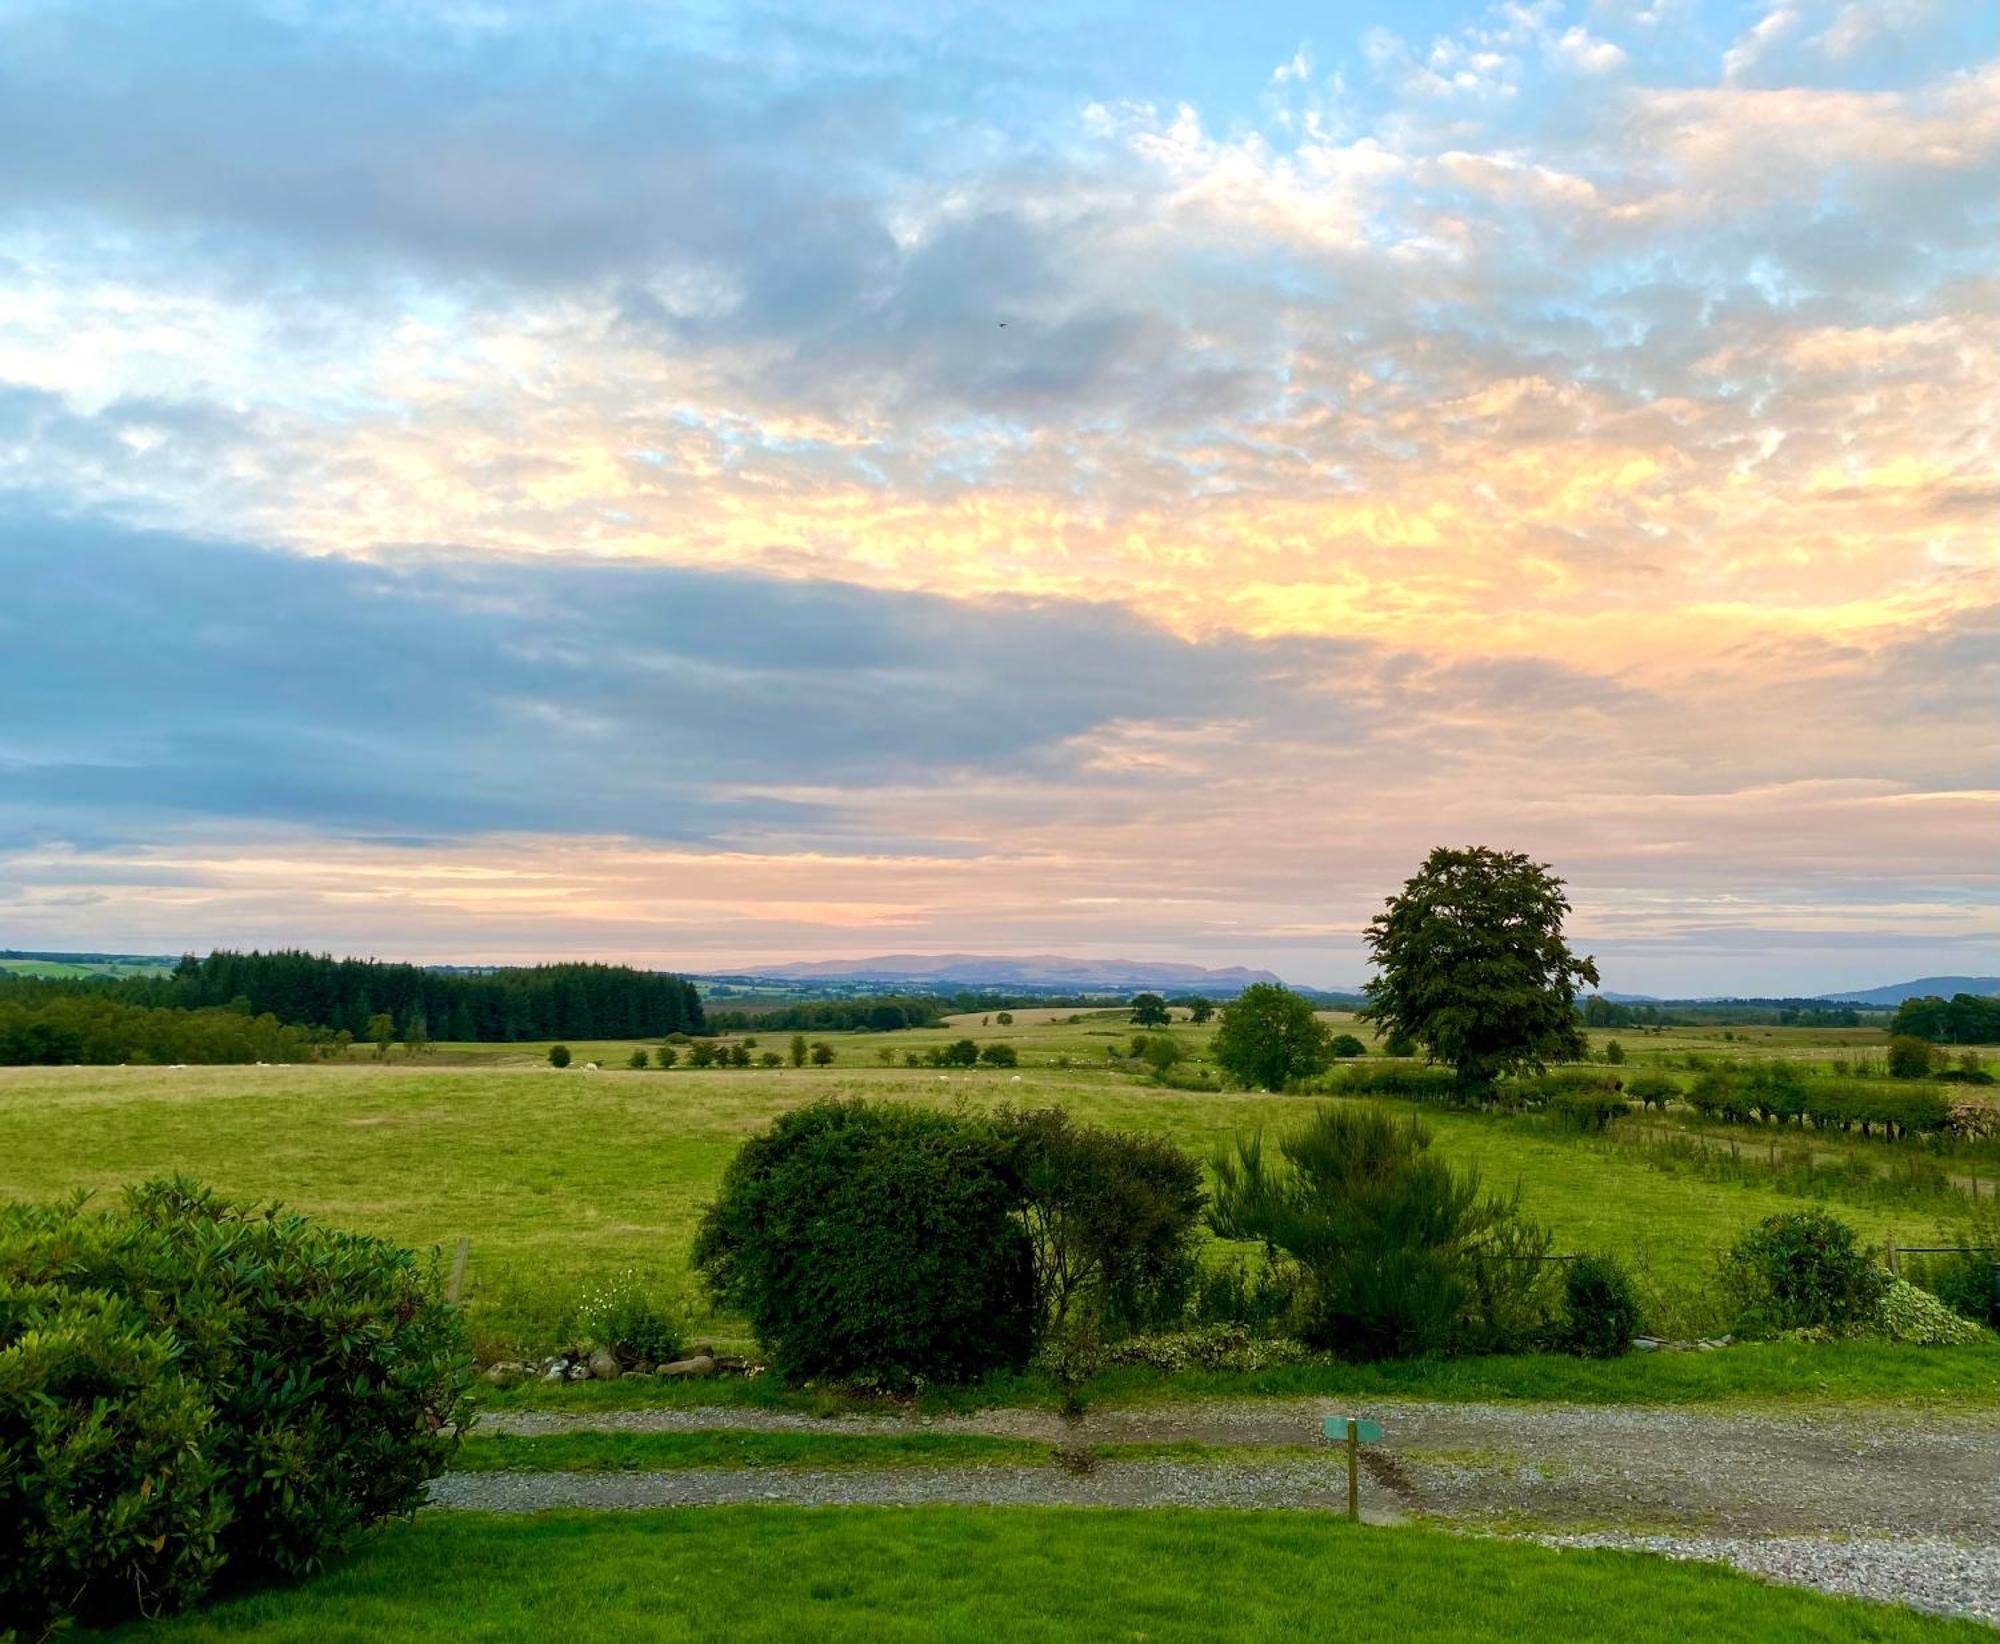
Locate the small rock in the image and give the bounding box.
[540,1361,569,1383]
[484,1363,523,1387]
[657,1353,718,1378]
[567,1362,593,1382]
[588,1348,622,1381]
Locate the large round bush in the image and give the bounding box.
[693,1101,1037,1386]
[1562,1254,1641,1357]
[0,1283,229,1634]
[0,1179,473,1604]
[1722,1209,1887,1336]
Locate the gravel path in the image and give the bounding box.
[1529,1533,2000,1628]
[431,1459,1401,1518]
[480,1396,2000,1540]
[452,1397,2000,1623]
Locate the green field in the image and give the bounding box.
[3,1009,1988,1355]
[0,955,178,980]
[95,1508,1986,1643]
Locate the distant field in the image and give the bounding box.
[0,956,177,979]
[5,1007,1986,1351]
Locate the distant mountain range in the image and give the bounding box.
[727,953,1289,994]
[1814,976,1999,1007]
[1600,976,1999,1006]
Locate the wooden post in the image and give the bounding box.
[447,1237,470,1305]
[1886,1237,1899,1280]
[1347,1418,1360,1523]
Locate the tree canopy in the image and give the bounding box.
[1359,847,1599,1085]
[1211,983,1333,1091]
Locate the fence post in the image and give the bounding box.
[447,1237,470,1306]
[1886,1237,1899,1279]
[1347,1419,1360,1524]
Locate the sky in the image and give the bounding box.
[0,0,1994,995]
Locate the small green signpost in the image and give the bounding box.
[1322,1416,1383,1521]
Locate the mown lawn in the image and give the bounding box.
[94,1508,1985,1643]
[0,1058,1978,1349]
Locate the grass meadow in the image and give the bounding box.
[5,1009,1992,1361]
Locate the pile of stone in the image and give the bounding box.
[480,1347,755,1387]
[1630,1334,1736,1352]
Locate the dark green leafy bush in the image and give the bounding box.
[1722,1210,1889,1336]
[0,1283,229,1634]
[1209,1105,1549,1359]
[693,1101,1037,1386]
[0,1181,473,1587]
[1329,1034,1368,1058]
[1562,1254,1641,1357]
[1887,1035,1937,1079]
[1001,1107,1204,1338]
[979,1042,1019,1067]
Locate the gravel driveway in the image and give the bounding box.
[448,1397,2000,1624]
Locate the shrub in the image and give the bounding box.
[995,1012,1014,1026]
[1334,1062,1463,1105]
[1684,1066,1743,1122]
[627,1048,650,1069]
[1625,1071,1675,1112]
[655,1044,679,1069]
[1329,1033,1367,1058]
[1001,1107,1205,1339]
[548,1043,571,1068]
[980,1042,1019,1067]
[1132,1033,1182,1075]
[1189,1258,1302,1337]
[1874,1278,1986,1346]
[1,1283,229,1634]
[1209,1105,1548,1359]
[1212,984,1333,1091]
[1887,1035,1937,1079]
[693,1102,1036,1386]
[1603,1040,1626,1065]
[1562,1254,1641,1357]
[568,1272,686,1366]
[933,1039,979,1068]
[1100,1325,1310,1374]
[1382,1031,1418,1057]
[1551,1090,1630,1133]
[1907,1203,1998,1324]
[1722,1210,1888,1336]
[0,1181,471,1608]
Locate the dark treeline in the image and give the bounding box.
[704,995,950,1033]
[0,987,326,1065]
[1892,993,2000,1044]
[1582,995,1873,1029]
[6,950,705,1041]
[166,950,707,1040]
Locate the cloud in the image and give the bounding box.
[0,505,1375,844]
[0,1,1993,990]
